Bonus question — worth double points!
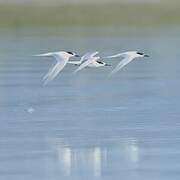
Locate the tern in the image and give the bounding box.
[106,51,149,75]
[35,51,80,84]
[74,51,110,73]
[66,52,98,66]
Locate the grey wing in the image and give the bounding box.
[80,51,99,63]
[109,56,134,76]
[43,54,68,84]
[34,52,57,57]
[105,53,123,59]
[74,57,100,73]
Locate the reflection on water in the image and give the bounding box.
[57,146,72,176]
[126,139,139,164]
[93,147,102,177]
[53,138,139,177]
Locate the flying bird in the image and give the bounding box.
[74,51,110,73]
[106,51,149,75]
[35,51,80,84]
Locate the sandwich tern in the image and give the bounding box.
[35,51,80,84]
[74,51,110,73]
[66,51,97,66]
[106,51,149,75]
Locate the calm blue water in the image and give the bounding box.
[0,27,180,180]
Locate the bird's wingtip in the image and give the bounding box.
[33,53,52,57]
[108,72,113,77]
[43,79,49,86]
[108,70,117,77]
[33,54,44,57]
[73,70,78,74]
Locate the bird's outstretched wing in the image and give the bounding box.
[80,52,99,63]
[105,53,123,59]
[34,52,57,57]
[109,55,134,76]
[35,52,69,85]
[43,61,67,85]
[74,57,100,73]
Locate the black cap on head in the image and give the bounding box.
[66,51,80,57]
[96,60,104,64]
[136,52,144,55]
[67,51,74,55]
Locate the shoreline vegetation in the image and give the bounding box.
[0,3,179,28]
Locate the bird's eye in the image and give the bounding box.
[137,52,144,55]
[67,51,74,55]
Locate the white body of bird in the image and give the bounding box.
[106,51,149,75]
[74,52,110,73]
[35,51,79,84]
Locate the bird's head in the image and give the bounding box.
[66,51,80,57]
[123,51,149,59]
[96,60,111,66]
[136,51,150,58]
[59,51,80,58]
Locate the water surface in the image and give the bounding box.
[0,27,180,180]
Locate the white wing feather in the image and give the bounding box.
[68,61,81,65]
[43,61,67,85]
[36,52,69,84]
[109,56,134,76]
[80,52,99,63]
[34,52,57,57]
[74,57,100,73]
[66,52,99,66]
[105,53,123,59]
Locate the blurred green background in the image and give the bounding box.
[0,0,179,28]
